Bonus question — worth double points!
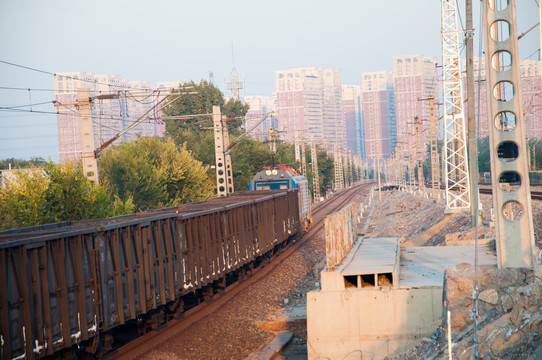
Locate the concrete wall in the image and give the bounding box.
[307,286,443,360]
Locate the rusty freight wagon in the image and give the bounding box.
[0,190,300,359]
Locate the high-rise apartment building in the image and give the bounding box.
[55,72,169,163]
[393,55,438,158]
[342,85,364,157]
[244,95,277,141]
[361,71,397,159]
[521,60,542,139]
[275,67,344,148]
[469,57,542,139]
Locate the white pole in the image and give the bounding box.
[447,310,453,360]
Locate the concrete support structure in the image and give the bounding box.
[441,0,471,211]
[483,0,536,268]
[308,236,496,359]
[77,88,99,184]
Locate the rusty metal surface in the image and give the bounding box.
[324,202,357,270]
[0,189,300,359]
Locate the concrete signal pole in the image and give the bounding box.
[213,106,234,196]
[77,88,99,184]
[483,0,536,268]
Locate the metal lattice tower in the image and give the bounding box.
[333,144,344,190]
[311,139,321,201]
[441,0,471,211]
[483,0,535,267]
[226,44,244,100]
[428,95,440,193]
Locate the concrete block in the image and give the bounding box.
[320,270,345,291]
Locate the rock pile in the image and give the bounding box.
[388,264,542,360]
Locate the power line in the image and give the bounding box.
[0,101,55,110]
[0,59,53,76]
[0,134,57,141]
[0,86,57,92]
[0,59,161,91]
[0,108,59,115]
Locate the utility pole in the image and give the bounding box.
[466,0,480,226]
[294,129,301,163]
[77,88,99,184]
[333,144,344,191]
[415,117,424,193]
[223,115,234,194]
[311,138,320,202]
[428,95,440,195]
[483,0,535,268]
[377,158,382,201]
[408,129,416,190]
[301,141,307,177]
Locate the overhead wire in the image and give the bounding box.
[0,101,55,109]
[0,59,160,91]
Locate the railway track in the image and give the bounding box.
[427,183,542,201]
[104,182,373,360]
[477,187,542,201]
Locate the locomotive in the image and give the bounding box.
[249,164,311,231]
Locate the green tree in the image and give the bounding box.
[0,157,48,170]
[43,162,126,223]
[0,162,131,231]
[230,138,272,190]
[98,137,214,211]
[163,81,249,164]
[0,168,49,229]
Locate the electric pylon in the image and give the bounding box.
[441,0,471,211]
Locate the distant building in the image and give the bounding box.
[361,71,397,159]
[521,60,542,139]
[342,85,364,157]
[275,67,344,149]
[244,95,277,141]
[54,72,171,163]
[393,55,438,158]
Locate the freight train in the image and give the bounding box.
[248,164,311,231]
[0,190,301,359]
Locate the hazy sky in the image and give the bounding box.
[0,1,539,162]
